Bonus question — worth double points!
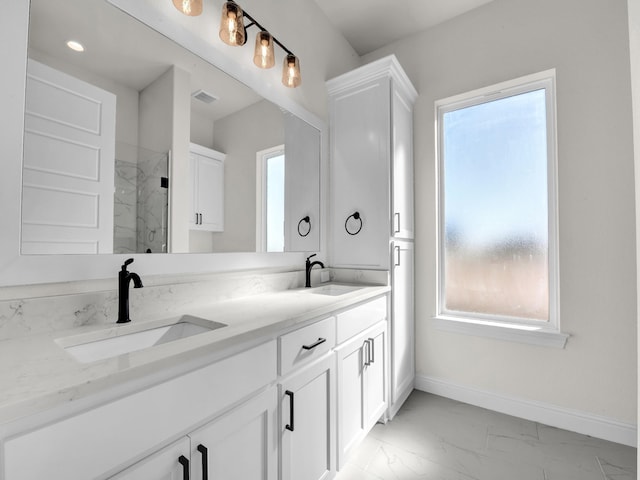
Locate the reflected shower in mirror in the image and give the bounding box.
[22,0,320,255]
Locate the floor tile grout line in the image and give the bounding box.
[595,455,608,480]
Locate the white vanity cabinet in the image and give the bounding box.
[187,387,277,480]
[109,437,191,480]
[189,143,225,232]
[3,340,277,480]
[278,316,336,480]
[334,298,388,469]
[112,387,278,480]
[279,356,335,480]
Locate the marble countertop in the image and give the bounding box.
[0,283,389,426]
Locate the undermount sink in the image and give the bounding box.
[306,284,363,296]
[58,315,227,363]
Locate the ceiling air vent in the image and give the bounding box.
[192,89,218,104]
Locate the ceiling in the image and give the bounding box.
[313,0,496,55]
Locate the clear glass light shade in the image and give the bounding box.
[172,0,202,16]
[219,2,246,46]
[282,54,301,88]
[253,31,275,69]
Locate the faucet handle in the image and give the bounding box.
[122,258,134,270]
[306,254,317,262]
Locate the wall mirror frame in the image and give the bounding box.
[0,0,327,289]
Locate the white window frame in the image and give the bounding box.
[256,145,285,252]
[434,69,567,348]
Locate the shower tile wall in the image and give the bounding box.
[136,148,168,254]
[113,145,168,254]
[114,159,138,254]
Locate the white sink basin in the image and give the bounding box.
[58,315,226,363]
[306,284,363,296]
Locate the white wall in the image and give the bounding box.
[364,0,637,425]
[210,100,284,253]
[627,0,640,452]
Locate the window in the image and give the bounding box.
[256,146,285,252]
[436,70,560,338]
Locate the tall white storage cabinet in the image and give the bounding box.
[327,55,417,418]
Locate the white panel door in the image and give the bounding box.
[189,144,225,232]
[189,388,277,480]
[336,336,366,469]
[364,325,387,430]
[391,87,414,239]
[109,437,190,480]
[391,240,415,406]
[280,356,335,480]
[197,155,224,231]
[330,78,391,269]
[22,59,116,254]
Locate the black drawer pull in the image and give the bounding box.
[197,444,208,480]
[302,337,326,350]
[178,455,190,480]
[285,390,295,431]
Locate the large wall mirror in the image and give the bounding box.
[23,0,320,256]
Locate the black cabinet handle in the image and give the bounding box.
[178,455,190,480]
[302,337,326,350]
[195,213,199,225]
[197,444,208,480]
[368,337,375,364]
[199,213,203,225]
[363,340,370,366]
[285,390,295,431]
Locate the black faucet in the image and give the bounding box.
[117,258,143,323]
[305,254,325,288]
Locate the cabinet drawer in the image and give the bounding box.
[4,340,277,480]
[279,316,336,376]
[336,296,387,344]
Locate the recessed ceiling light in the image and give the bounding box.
[66,40,85,52]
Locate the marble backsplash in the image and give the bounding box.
[0,268,388,342]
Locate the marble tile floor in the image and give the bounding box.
[335,390,636,480]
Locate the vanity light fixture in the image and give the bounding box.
[172,0,202,16]
[172,0,301,87]
[66,40,85,52]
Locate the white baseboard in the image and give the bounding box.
[415,375,637,447]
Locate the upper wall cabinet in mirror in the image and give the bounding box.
[23,0,320,255]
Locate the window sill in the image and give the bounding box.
[432,315,569,348]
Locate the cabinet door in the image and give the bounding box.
[189,152,199,228]
[390,240,415,410]
[364,324,387,430]
[336,336,367,469]
[189,388,277,480]
[330,77,391,269]
[336,321,387,469]
[391,86,414,239]
[109,437,190,480]
[196,155,224,231]
[280,356,335,480]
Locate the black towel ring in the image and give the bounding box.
[297,216,311,237]
[345,211,363,235]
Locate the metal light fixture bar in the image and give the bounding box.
[174,0,301,87]
[240,10,293,56]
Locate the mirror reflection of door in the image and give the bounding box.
[22,59,116,254]
[257,146,285,253]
